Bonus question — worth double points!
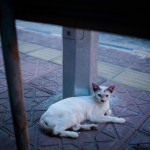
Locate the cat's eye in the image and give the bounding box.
[106,95,108,97]
[98,94,101,97]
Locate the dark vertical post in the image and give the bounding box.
[0,0,30,150]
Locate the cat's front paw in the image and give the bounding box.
[71,132,79,138]
[117,118,126,124]
[104,109,111,116]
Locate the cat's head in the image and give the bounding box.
[92,83,115,103]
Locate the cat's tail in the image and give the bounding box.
[39,116,54,135]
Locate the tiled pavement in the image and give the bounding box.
[0,27,150,150]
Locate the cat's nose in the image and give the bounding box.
[101,100,104,102]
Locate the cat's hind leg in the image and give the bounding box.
[53,128,79,138]
[72,124,98,131]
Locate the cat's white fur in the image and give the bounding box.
[40,83,125,138]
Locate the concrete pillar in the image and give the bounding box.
[63,27,99,98]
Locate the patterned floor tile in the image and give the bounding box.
[17,29,62,50]
[113,123,133,140]
[138,91,150,102]
[96,131,116,150]
[138,104,150,114]
[130,57,150,74]
[100,124,118,139]
[20,54,61,82]
[63,144,79,150]
[28,123,39,146]
[125,85,143,98]
[0,129,9,142]
[39,92,62,109]
[0,73,7,92]
[98,46,141,68]
[29,68,62,94]
[139,116,150,136]
[38,145,60,150]
[62,132,94,148]
[121,131,150,150]
[119,110,142,127]
[0,84,53,128]
[37,129,60,146]
[0,137,17,150]
[0,50,4,67]
[83,143,97,150]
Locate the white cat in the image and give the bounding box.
[40,83,125,138]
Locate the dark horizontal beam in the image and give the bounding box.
[14,0,150,39]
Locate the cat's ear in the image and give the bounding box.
[107,85,115,93]
[92,83,100,92]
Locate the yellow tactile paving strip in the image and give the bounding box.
[113,69,150,91]
[17,40,150,92]
[50,56,62,65]
[28,48,62,61]
[97,61,125,79]
[18,40,45,53]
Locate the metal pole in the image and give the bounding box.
[0,0,30,150]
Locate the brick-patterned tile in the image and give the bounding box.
[140,116,150,135]
[98,46,141,69]
[0,73,7,93]
[138,104,150,114]
[121,131,150,150]
[37,130,60,146]
[62,132,94,148]
[0,129,9,142]
[96,131,116,150]
[2,111,31,135]
[63,144,78,150]
[96,131,115,142]
[20,54,61,83]
[32,110,45,124]
[138,91,150,102]
[38,145,60,150]
[119,110,142,127]
[114,124,132,139]
[130,58,150,74]
[83,143,97,150]
[17,29,62,50]
[29,68,62,94]
[29,123,38,146]
[0,137,17,150]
